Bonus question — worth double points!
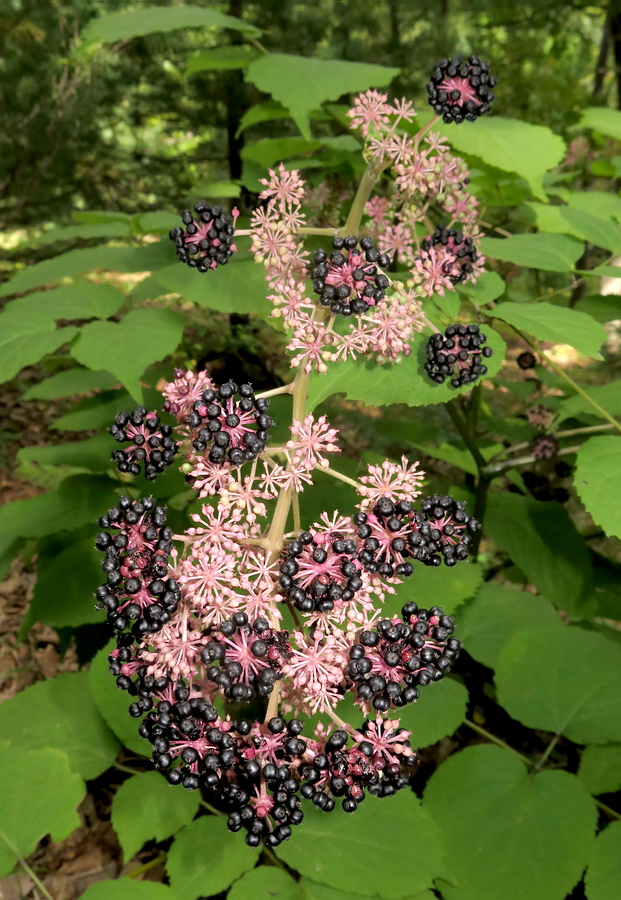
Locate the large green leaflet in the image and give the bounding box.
[397,677,468,749]
[578,107,621,141]
[484,492,593,616]
[111,771,200,862]
[0,747,85,878]
[381,560,483,618]
[166,815,260,900]
[479,233,584,272]
[578,745,621,796]
[0,671,119,780]
[80,883,175,900]
[277,791,445,899]
[584,820,621,900]
[424,745,597,900]
[245,54,399,139]
[71,308,184,403]
[492,301,607,359]
[575,436,621,540]
[431,115,565,202]
[495,626,621,744]
[154,257,274,317]
[80,5,260,43]
[560,207,621,253]
[307,327,506,411]
[457,581,563,669]
[0,297,78,384]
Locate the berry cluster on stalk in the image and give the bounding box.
[91,65,502,846]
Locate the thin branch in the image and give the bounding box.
[319,465,363,490]
[462,719,531,765]
[15,857,53,900]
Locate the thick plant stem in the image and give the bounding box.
[446,400,487,470]
[126,853,167,879]
[341,160,387,236]
[446,400,489,554]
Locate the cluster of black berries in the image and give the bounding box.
[422,227,478,285]
[354,498,417,580]
[310,235,391,316]
[426,55,497,123]
[522,461,571,504]
[109,406,178,481]
[95,496,181,634]
[347,603,460,711]
[169,202,237,272]
[185,381,273,467]
[200,614,292,701]
[279,531,364,613]
[425,324,493,388]
[412,494,480,567]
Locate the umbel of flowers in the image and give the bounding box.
[97,58,495,848]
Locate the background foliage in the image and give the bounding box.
[1,2,621,899]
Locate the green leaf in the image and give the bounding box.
[458,582,562,669]
[398,678,468,749]
[307,327,506,411]
[0,243,171,298]
[89,640,149,757]
[186,45,259,76]
[557,381,621,423]
[585,820,621,900]
[424,745,597,900]
[245,54,399,140]
[0,672,119,779]
[492,301,607,359]
[382,561,483,618]
[576,295,621,324]
[575,437,621,540]
[484,492,593,616]
[0,747,85,878]
[17,433,113,474]
[71,308,183,403]
[236,100,292,135]
[242,136,322,167]
[432,116,566,202]
[154,258,272,317]
[22,221,131,247]
[22,533,104,632]
[277,791,445,898]
[81,6,260,43]
[496,626,621,744]
[479,233,584,272]
[23,368,118,400]
[112,771,199,862]
[190,179,242,198]
[0,297,79,384]
[81,882,175,900]
[166,815,260,900]
[522,202,585,239]
[578,107,621,141]
[73,210,133,226]
[566,190,621,223]
[560,208,621,253]
[457,270,505,306]
[300,884,435,900]
[0,474,116,539]
[133,211,180,235]
[6,281,125,323]
[579,745,621,796]
[578,264,621,278]
[229,867,304,900]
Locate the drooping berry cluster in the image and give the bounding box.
[412,494,480,567]
[279,530,363,613]
[310,235,391,316]
[346,604,460,711]
[169,202,238,271]
[95,497,181,634]
[420,227,478,286]
[185,381,274,466]
[425,324,493,388]
[426,55,497,123]
[354,498,417,580]
[109,406,178,481]
[200,614,292,702]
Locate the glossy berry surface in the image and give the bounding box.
[425,323,493,388]
[186,380,274,467]
[109,406,178,480]
[426,55,497,123]
[310,235,391,316]
[169,201,238,271]
[279,529,364,613]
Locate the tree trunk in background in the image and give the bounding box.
[592,14,610,100]
[609,1,621,108]
[225,0,247,181]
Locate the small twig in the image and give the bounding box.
[319,464,363,490]
[199,797,223,817]
[15,856,53,900]
[533,732,561,773]
[125,853,167,880]
[462,719,531,765]
[255,384,294,399]
[264,681,281,723]
[483,444,581,476]
[263,846,288,869]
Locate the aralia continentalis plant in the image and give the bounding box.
[94,56,496,849]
